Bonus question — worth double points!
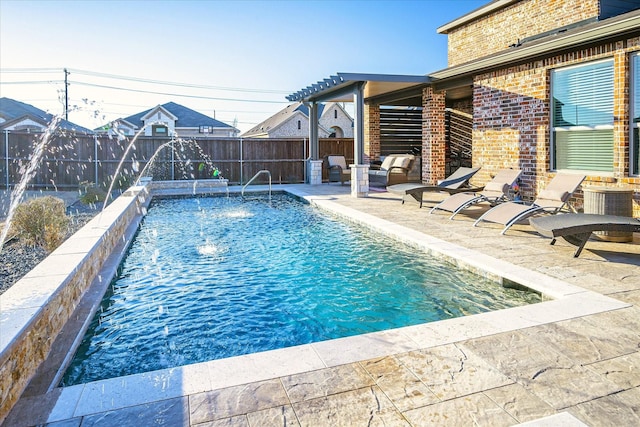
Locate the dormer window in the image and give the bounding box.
[152,124,168,137]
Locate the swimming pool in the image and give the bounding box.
[61,194,539,386]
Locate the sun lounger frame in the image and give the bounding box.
[529,214,640,257]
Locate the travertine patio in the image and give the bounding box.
[4,183,640,426]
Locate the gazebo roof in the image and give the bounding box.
[286,73,430,106]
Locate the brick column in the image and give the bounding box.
[364,104,380,163]
[613,50,629,179]
[422,87,447,184]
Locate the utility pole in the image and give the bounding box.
[64,68,69,120]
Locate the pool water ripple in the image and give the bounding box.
[62,194,539,386]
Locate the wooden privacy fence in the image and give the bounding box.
[0,131,354,190]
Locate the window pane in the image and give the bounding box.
[554,129,614,172]
[552,61,614,127]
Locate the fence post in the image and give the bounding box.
[239,137,243,185]
[94,136,99,185]
[4,130,9,189]
[303,138,307,183]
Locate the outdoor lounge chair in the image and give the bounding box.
[529,214,640,257]
[473,173,586,234]
[324,155,350,185]
[429,169,522,220]
[387,167,481,208]
[368,154,415,187]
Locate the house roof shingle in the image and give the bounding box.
[121,102,234,129]
[0,97,94,133]
[242,102,327,137]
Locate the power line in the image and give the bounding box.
[86,101,276,115]
[68,80,288,104]
[67,68,292,94]
[1,67,294,96]
[1,80,64,85]
[0,68,61,73]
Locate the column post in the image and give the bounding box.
[364,104,380,163]
[308,160,323,185]
[422,86,447,184]
[307,101,320,184]
[350,164,369,198]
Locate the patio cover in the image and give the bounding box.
[287,73,429,165]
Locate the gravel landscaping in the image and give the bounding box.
[0,202,100,294]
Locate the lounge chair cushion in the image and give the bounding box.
[538,189,569,202]
[328,155,348,170]
[380,156,395,170]
[483,181,509,194]
[392,156,411,170]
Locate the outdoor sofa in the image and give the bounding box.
[369,154,415,187]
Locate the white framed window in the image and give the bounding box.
[551,59,614,173]
[632,52,640,176]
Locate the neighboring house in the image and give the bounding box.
[0,97,94,134]
[101,102,239,138]
[242,102,353,138]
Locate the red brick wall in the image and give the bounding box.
[446,0,601,66]
[422,87,447,184]
[364,104,380,163]
[473,37,640,214]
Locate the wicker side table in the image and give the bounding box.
[583,186,634,242]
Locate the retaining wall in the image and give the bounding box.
[0,186,150,423]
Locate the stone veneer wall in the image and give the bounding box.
[472,36,640,215]
[0,187,150,423]
[446,0,601,66]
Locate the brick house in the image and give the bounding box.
[289,0,640,215]
[242,102,353,138]
[422,0,640,214]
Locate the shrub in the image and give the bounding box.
[12,196,70,252]
[79,181,107,205]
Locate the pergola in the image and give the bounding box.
[287,73,430,180]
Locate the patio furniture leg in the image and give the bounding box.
[561,232,592,257]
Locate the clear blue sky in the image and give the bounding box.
[0,0,487,133]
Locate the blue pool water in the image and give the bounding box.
[62,194,538,385]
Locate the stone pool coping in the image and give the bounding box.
[2,183,632,425]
